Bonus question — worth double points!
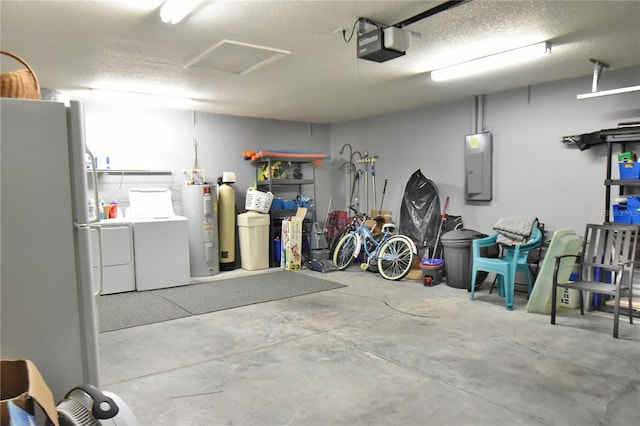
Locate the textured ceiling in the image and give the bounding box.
[1,0,639,123]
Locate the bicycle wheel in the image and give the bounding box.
[377,235,416,280]
[332,232,358,270]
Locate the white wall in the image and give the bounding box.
[330,66,640,236]
[82,65,639,237]
[83,103,331,216]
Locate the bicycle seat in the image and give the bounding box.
[382,223,396,234]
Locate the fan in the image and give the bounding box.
[52,384,138,426]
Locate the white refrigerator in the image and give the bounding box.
[1,98,102,400]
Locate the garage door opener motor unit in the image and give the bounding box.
[358,25,411,63]
[355,2,472,63]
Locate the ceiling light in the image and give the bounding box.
[430,42,551,82]
[576,59,640,99]
[160,0,201,24]
[576,85,640,99]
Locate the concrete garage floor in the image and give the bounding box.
[99,268,639,426]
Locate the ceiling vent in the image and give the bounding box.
[185,40,291,76]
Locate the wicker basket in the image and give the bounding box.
[245,187,274,213]
[1,50,41,99]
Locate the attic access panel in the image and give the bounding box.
[185,40,291,76]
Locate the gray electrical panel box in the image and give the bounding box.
[465,132,492,201]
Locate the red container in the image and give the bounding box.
[109,202,118,219]
[420,258,444,286]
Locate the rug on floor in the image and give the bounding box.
[97,271,346,332]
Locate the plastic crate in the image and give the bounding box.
[619,162,640,179]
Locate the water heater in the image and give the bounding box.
[181,184,219,276]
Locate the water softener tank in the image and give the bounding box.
[181,183,219,276]
[218,171,236,271]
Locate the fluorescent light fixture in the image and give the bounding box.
[160,0,201,24]
[577,85,640,99]
[90,89,193,109]
[431,42,551,82]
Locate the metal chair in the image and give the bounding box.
[551,223,638,338]
[471,220,543,310]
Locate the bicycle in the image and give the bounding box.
[332,208,417,280]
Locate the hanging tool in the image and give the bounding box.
[377,178,388,216]
[363,152,369,213]
[432,196,450,260]
[355,153,378,214]
[322,196,332,236]
[349,169,363,211]
[339,143,353,212]
[371,159,377,213]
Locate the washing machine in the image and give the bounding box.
[127,188,190,291]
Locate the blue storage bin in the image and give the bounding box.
[627,196,640,208]
[613,204,633,223]
[271,198,284,210]
[613,204,640,224]
[283,200,297,210]
[619,162,640,179]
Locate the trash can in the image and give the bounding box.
[440,229,498,290]
[237,211,270,270]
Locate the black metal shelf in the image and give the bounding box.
[253,156,318,266]
[603,129,640,223]
[605,179,640,186]
[257,179,314,186]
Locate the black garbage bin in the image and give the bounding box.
[441,229,498,290]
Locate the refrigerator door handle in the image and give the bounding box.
[86,148,100,225]
[91,224,103,296]
[77,223,104,296]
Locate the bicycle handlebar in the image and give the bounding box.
[348,205,368,219]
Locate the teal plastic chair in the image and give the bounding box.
[470,222,543,310]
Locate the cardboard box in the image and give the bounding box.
[281,208,306,271]
[364,211,392,235]
[370,210,392,222]
[557,287,580,309]
[1,359,59,426]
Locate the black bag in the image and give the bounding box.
[398,170,441,251]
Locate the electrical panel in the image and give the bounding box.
[465,132,493,201]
